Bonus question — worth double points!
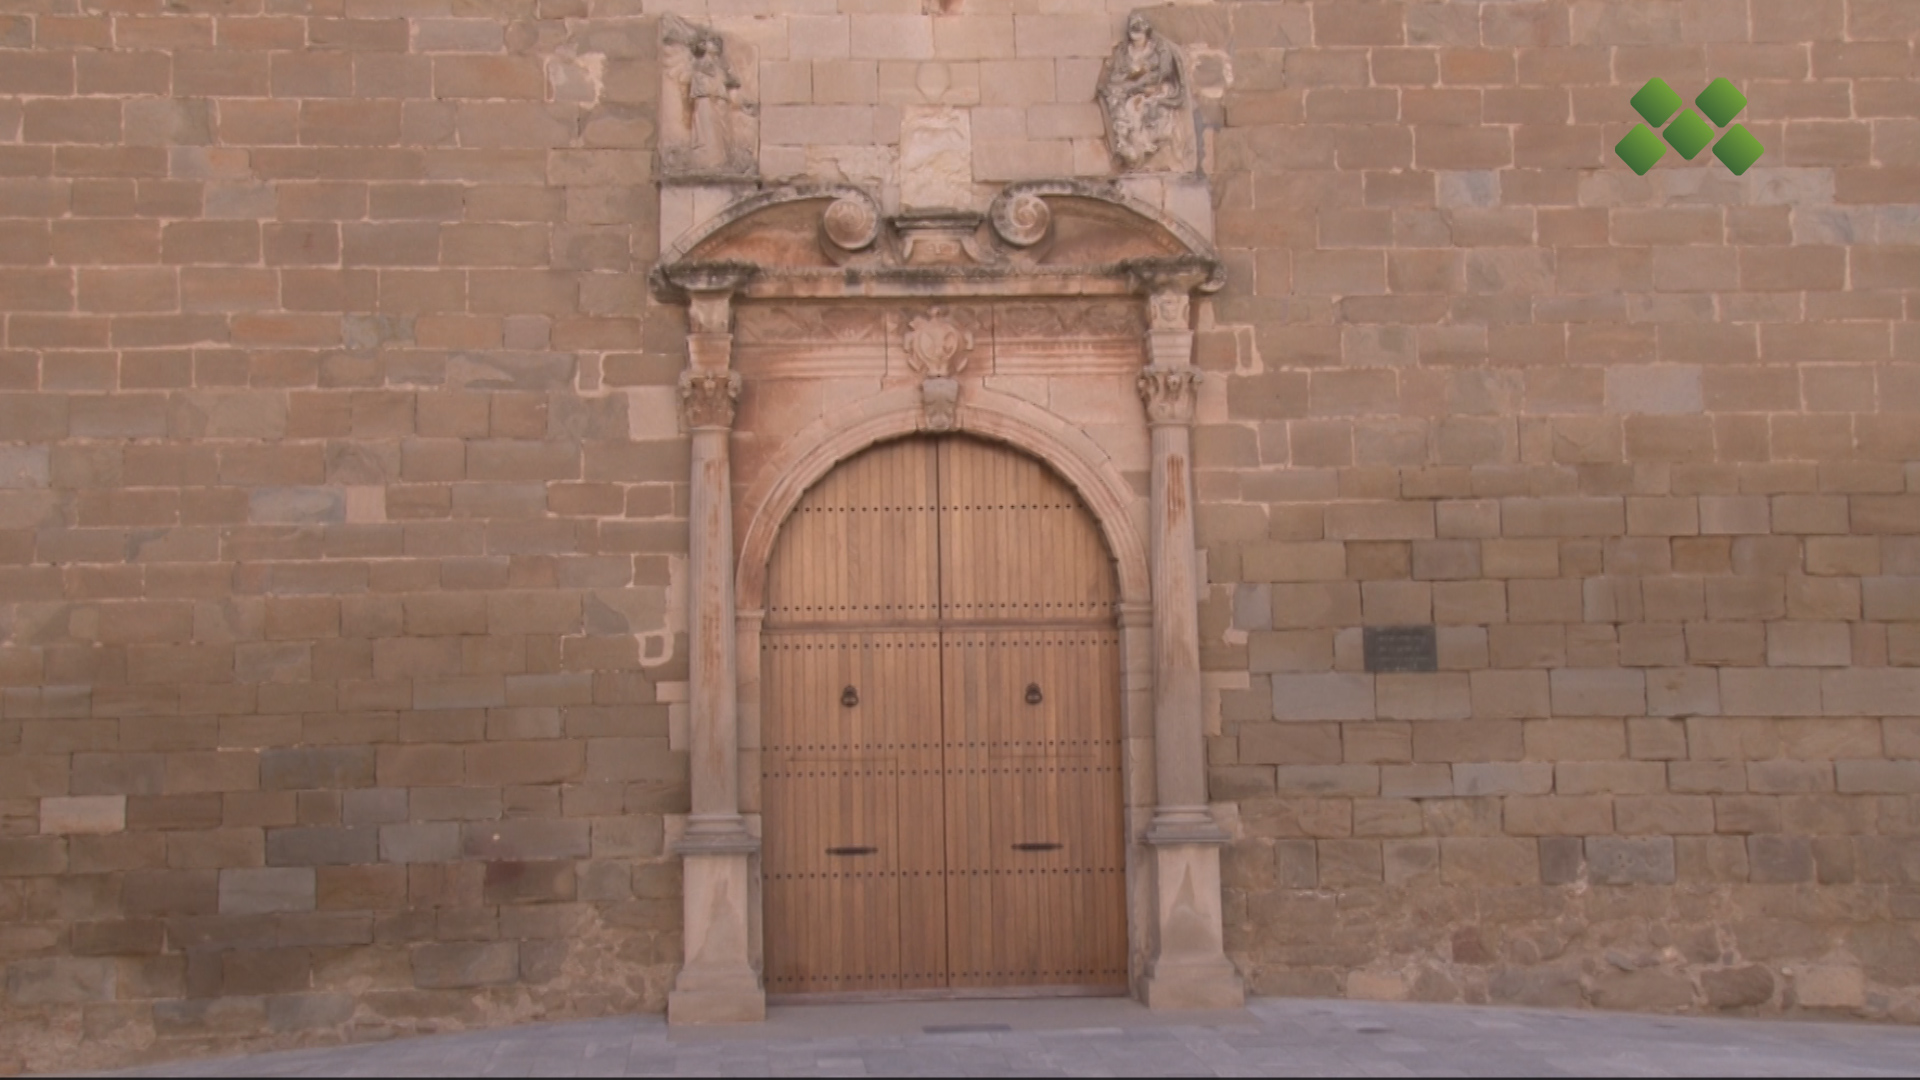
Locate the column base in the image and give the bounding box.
[1143,837,1242,1011]
[671,845,763,1025]
[668,980,767,1025]
[1140,959,1246,1011]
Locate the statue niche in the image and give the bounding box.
[1097,15,1196,174]
[661,16,758,180]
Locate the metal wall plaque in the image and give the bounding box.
[1364,625,1438,673]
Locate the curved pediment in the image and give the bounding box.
[653,180,1224,301]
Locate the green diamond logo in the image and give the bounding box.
[1663,109,1715,160]
[1695,77,1748,127]
[1630,78,1684,127]
[1615,123,1668,175]
[1712,123,1766,176]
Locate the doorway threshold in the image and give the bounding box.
[769,985,1128,1007]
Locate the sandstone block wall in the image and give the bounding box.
[0,4,692,1073]
[1179,0,1920,1021]
[0,0,1916,1072]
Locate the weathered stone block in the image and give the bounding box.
[1439,837,1538,885]
[1549,669,1645,717]
[1376,674,1470,720]
[412,942,519,990]
[1748,835,1815,884]
[1412,721,1522,762]
[260,747,375,791]
[1676,836,1750,883]
[1702,965,1775,1009]
[1589,968,1696,1011]
[461,820,590,861]
[1538,836,1585,885]
[1506,796,1613,836]
[1270,673,1375,721]
[1585,836,1676,885]
[265,827,378,867]
[1836,760,1920,794]
[1794,965,1866,1008]
[266,992,355,1033]
[1382,839,1439,885]
[1487,965,1584,1008]
[5,957,116,1004]
[1452,762,1552,797]
[39,795,126,835]
[378,823,461,864]
[219,867,316,915]
[482,860,577,904]
[1824,670,1920,717]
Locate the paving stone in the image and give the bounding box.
[90,997,1920,1077]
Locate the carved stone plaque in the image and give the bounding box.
[1364,626,1438,674]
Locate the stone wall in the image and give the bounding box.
[0,0,1917,1072]
[0,4,690,1073]
[1180,0,1920,1022]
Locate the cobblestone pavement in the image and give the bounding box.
[92,997,1920,1077]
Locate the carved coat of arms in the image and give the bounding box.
[903,309,973,432]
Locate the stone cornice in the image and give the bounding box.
[651,181,1226,304]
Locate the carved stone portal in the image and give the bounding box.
[653,180,1242,1020]
[660,17,758,179]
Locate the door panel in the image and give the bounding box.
[941,629,1127,989]
[760,630,946,993]
[767,436,939,627]
[761,435,1124,995]
[936,437,1116,624]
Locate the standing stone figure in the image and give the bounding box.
[1098,15,1191,172]
[661,17,757,178]
[687,36,738,172]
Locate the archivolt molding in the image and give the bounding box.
[733,386,1151,614]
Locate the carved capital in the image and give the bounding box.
[1148,290,1191,332]
[662,261,757,335]
[1137,365,1202,427]
[680,369,743,430]
[1125,256,1215,298]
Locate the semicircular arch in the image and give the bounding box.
[734,388,1149,614]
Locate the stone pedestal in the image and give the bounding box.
[669,847,765,1024]
[1141,841,1244,1010]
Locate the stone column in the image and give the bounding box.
[1134,269,1245,1011]
[666,266,765,1025]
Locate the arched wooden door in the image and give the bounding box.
[759,436,1128,996]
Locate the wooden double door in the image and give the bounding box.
[760,436,1128,996]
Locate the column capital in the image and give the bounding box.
[1124,256,1215,298]
[661,260,758,335]
[680,369,743,431]
[1137,365,1202,427]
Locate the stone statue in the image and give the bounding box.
[1097,15,1191,173]
[661,17,757,179]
